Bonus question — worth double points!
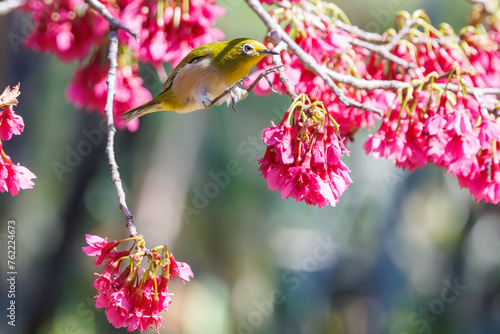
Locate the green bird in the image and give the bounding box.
[120,38,278,122]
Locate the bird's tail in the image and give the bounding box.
[120,99,163,123]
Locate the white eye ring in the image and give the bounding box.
[242,43,253,55]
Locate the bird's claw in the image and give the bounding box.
[265,74,278,93]
[229,87,247,112]
[208,64,284,112]
[263,65,283,93]
[236,77,247,85]
[262,64,284,75]
[231,102,239,112]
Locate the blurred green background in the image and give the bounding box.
[1,0,500,333]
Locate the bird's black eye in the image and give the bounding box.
[242,43,253,55]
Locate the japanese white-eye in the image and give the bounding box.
[121,38,278,122]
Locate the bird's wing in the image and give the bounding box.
[160,45,214,93]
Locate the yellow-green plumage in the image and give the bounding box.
[121,38,277,122]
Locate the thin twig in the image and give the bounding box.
[323,68,410,91]
[247,0,500,113]
[104,31,137,236]
[297,2,415,69]
[323,67,500,97]
[333,20,387,43]
[0,0,26,15]
[348,37,416,76]
[384,18,418,51]
[269,38,297,98]
[209,65,283,110]
[247,65,283,93]
[85,0,139,42]
[245,0,384,116]
[298,3,387,43]
[89,0,137,236]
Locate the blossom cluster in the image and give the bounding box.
[259,94,352,207]
[0,84,36,196]
[253,3,500,204]
[22,0,225,130]
[250,4,395,139]
[83,234,193,332]
[362,12,500,203]
[364,89,500,204]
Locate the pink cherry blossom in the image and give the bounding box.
[0,105,24,141]
[66,51,152,132]
[477,116,500,150]
[259,97,352,207]
[0,84,20,106]
[111,0,225,68]
[82,234,119,265]
[364,91,430,171]
[457,148,500,204]
[0,84,36,197]
[169,254,194,283]
[22,0,108,62]
[251,20,397,138]
[0,84,23,141]
[84,234,192,332]
[160,0,226,68]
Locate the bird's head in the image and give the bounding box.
[214,38,279,81]
[234,38,278,58]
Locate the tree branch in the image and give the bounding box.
[300,1,416,71]
[269,37,297,98]
[468,0,498,14]
[323,67,500,97]
[323,68,411,91]
[248,0,500,114]
[245,0,384,116]
[86,0,137,237]
[333,20,387,43]
[85,0,139,42]
[384,18,418,51]
[348,37,416,76]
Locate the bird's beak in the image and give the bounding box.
[260,49,280,55]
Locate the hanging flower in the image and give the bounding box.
[258,94,352,207]
[0,84,23,141]
[83,234,193,332]
[110,0,225,68]
[0,84,36,197]
[66,49,152,132]
[22,0,108,62]
[0,153,36,196]
[250,16,395,139]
